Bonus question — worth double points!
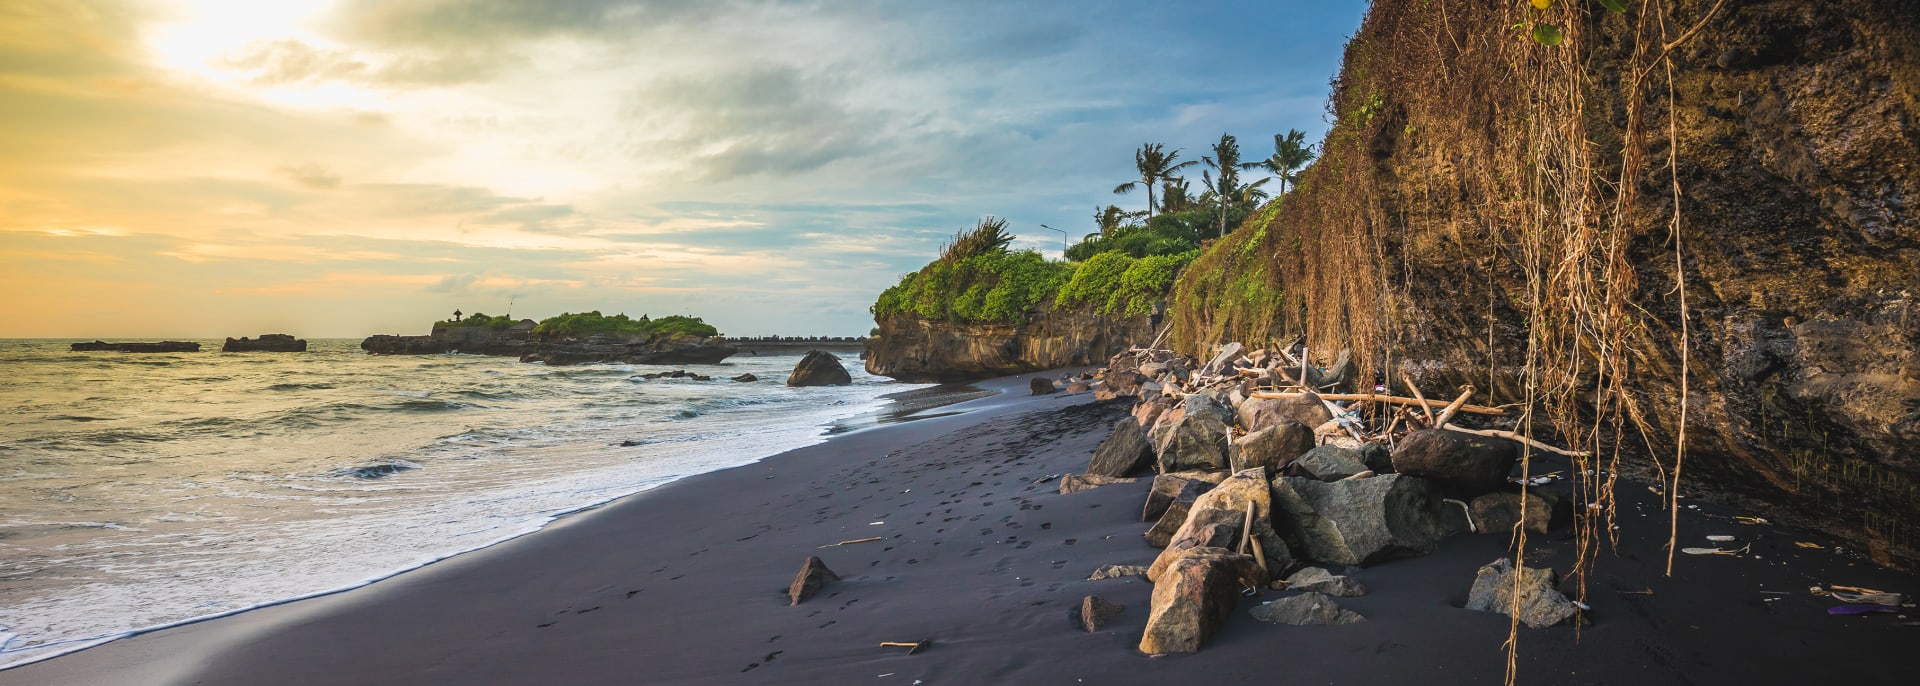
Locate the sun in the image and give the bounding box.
[141,0,384,110]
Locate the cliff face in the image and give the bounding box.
[362,325,535,357]
[1169,1,1919,564]
[361,326,736,365]
[865,309,1154,383]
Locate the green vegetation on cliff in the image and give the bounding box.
[433,313,517,330]
[532,312,720,338]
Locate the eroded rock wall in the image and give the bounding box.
[865,309,1153,383]
[1169,0,1920,565]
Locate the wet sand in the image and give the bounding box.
[4,370,1915,685]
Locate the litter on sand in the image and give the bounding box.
[1706,535,1737,542]
[1794,541,1825,549]
[1830,591,1906,606]
[1681,545,1751,556]
[1734,516,1770,525]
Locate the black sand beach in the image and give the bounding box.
[4,370,1915,686]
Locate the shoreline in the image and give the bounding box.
[5,367,1916,685]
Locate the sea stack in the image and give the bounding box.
[70,341,200,353]
[786,350,852,387]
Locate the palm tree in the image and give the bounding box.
[1113,143,1197,219]
[1243,129,1316,195]
[1201,133,1247,239]
[1159,178,1196,214]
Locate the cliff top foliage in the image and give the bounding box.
[531,312,720,338]
[433,313,517,330]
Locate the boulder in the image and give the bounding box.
[1281,567,1368,597]
[786,350,852,387]
[1390,430,1517,493]
[787,556,839,605]
[1201,342,1246,376]
[1292,445,1370,481]
[1154,414,1231,473]
[1137,547,1262,655]
[1470,491,1552,535]
[1097,370,1148,400]
[1270,474,1443,567]
[1183,391,1238,427]
[1142,471,1227,522]
[1238,394,1333,433]
[1357,442,1394,474]
[1230,421,1314,474]
[1149,468,1290,580]
[1147,407,1184,445]
[1030,376,1057,395]
[1078,595,1126,632]
[1066,381,1092,394]
[731,373,758,382]
[1059,473,1138,495]
[1143,481,1207,548]
[1249,592,1365,625]
[1087,564,1149,581]
[1132,398,1171,427]
[1465,558,1581,628]
[1088,418,1156,478]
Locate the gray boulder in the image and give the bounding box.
[1183,391,1238,427]
[1143,481,1208,548]
[1281,567,1368,597]
[1154,414,1231,473]
[1231,421,1314,474]
[1078,595,1126,632]
[1086,564,1149,581]
[1390,429,1516,493]
[1465,558,1581,628]
[1270,474,1443,567]
[786,350,852,387]
[1030,376,1057,395]
[1138,547,1262,655]
[1201,342,1246,376]
[1088,418,1155,478]
[1292,445,1370,481]
[1238,394,1333,433]
[1249,592,1365,625]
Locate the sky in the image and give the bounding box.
[0,0,1369,338]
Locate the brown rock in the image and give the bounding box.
[1087,564,1149,581]
[1066,381,1092,393]
[1390,429,1517,493]
[1138,547,1261,655]
[787,556,839,605]
[1143,482,1207,548]
[1059,473,1138,495]
[1132,398,1171,427]
[1238,393,1333,433]
[1231,421,1314,474]
[1148,468,1290,580]
[786,350,852,387]
[1471,491,1552,535]
[1078,595,1126,632]
[1030,376,1058,395]
[1142,471,1227,522]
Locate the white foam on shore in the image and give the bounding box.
[0,344,928,673]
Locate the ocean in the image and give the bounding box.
[0,339,957,668]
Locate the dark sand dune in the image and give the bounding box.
[5,372,1915,685]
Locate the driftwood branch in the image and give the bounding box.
[1433,386,1477,427]
[1248,391,1507,416]
[1441,424,1588,458]
[1404,378,1436,424]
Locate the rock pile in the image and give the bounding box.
[1054,341,1587,655]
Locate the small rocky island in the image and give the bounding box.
[223,334,307,352]
[362,311,736,366]
[70,341,200,353]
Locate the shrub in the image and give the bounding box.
[531,311,720,338]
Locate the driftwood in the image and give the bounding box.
[818,536,884,548]
[1403,378,1437,423]
[1434,386,1477,426]
[1248,391,1508,417]
[1440,424,1589,458]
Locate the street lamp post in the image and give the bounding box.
[1040,224,1067,260]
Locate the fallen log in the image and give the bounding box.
[1248,391,1508,416]
[1433,386,1477,427]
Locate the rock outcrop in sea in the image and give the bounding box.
[864,307,1152,383]
[70,341,200,353]
[786,350,852,387]
[361,321,736,366]
[222,334,306,352]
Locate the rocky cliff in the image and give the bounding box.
[1168,0,1919,565]
[223,334,307,352]
[362,325,535,357]
[70,341,200,353]
[362,325,736,365]
[865,308,1154,382]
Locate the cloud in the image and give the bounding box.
[278,163,342,189]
